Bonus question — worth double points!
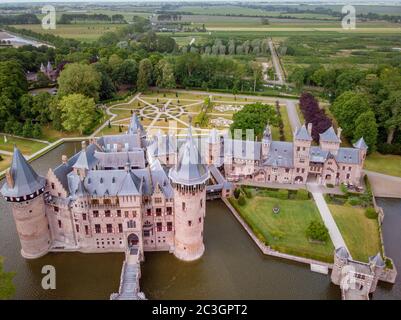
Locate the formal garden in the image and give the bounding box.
[229,186,335,263]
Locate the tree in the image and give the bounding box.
[354,111,378,153]
[306,220,329,242]
[156,60,175,89]
[230,103,278,139]
[58,63,101,101]
[378,91,401,144]
[136,58,153,91]
[112,59,138,86]
[289,67,306,89]
[59,94,97,135]
[331,91,371,138]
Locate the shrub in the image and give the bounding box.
[233,188,241,199]
[242,187,254,199]
[238,195,246,206]
[340,183,349,195]
[347,196,362,206]
[306,220,329,242]
[365,207,378,219]
[326,183,334,188]
[295,189,309,200]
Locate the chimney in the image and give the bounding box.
[62,155,68,165]
[337,127,342,140]
[307,123,312,136]
[5,169,14,188]
[81,141,87,150]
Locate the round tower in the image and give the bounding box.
[1,147,51,259]
[169,126,210,261]
[331,246,350,285]
[368,253,385,293]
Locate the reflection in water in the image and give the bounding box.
[0,142,400,299]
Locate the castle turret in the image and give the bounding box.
[353,137,368,164]
[168,126,210,261]
[128,112,146,146]
[331,246,350,285]
[368,252,385,293]
[1,147,51,259]
[261,124,272,159]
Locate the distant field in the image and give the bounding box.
[11,24,119,42]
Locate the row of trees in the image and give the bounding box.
[299,92,332,142]
[183,38,270,56]
[0,13,40,25]
[59,13,126,24]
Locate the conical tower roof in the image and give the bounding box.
[1,146,45,198]
[353,137,368,150]
[169,126,209,186]
[128,112,145,136]
[295,124,312,141]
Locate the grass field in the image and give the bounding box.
[329,204,382,262]
[230,193,335,262]
[365,152,401,178]
[0,155,12,172]
[0,136,47,155]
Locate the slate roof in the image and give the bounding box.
[169,126,209,186]
[97,134,141,152]
[94,150,145,169]
[128,112,145,136]
[310,146,329,163]
[335,246,350,259]
[1,146,46,198]
[319,127,341,143]
[369,253,385,267]
[335,148,360,165]
[295,124,312,141]
[353,137,368,150]
[264,141,294,168]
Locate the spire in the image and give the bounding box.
[73,149,89,170]
[168,125,209,186]
[75,180,88,197]
[353,137,368,150]
[369,253,385,268]
[0,146,45,198]
[128,112,145,136]
[319,127,341,143]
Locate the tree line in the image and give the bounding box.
[58,13,127,24]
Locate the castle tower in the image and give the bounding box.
[0,147,51,259]
[331,246,350,285]
[206,128,222,166]
[168,126,210,261]
[319,127,341,155]
[368,253,385,293]
[293,124,312,183]
[128,112,146,147]
[261,124,272,159]
[353,137,368,164]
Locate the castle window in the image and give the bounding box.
[285,168,290,173]
[105,210,111,217]
[124,211,129,218]
[349,166,352,171]
[58,220,62,229]
[346,174,350,179]
[85,225,89,235]
[132,211,137,217]
[104,199,111,205]
[166,207,172,215]
[76,224,80,233]
[144,230,150,237]
[118,224,123,233]
[93,210,99,218]
[106,224,113,233]
[54,206,59,212]
[156,222,162,232]
[188,220,192,227]
[95,224,101,234]
[51,183,55,190]
[82,213,87,221]
[156,208,162,216]
[91,199,99,205]
[155,197,162,204]
[117,210,121,217]
[182,202,186,211]
[147,209,152,216]
[167,222,173,231]
[199,217,202,223]
[127,220,135,229]
[200,199,203,208]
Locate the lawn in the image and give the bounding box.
[279,105,293,141]
[0,155,12,173]
[329,204,382,262]
[230,193,334,262]
[0,135,48,155]
[364,152,401,178]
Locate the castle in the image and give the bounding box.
[1,115,368,261]
[1,114,372,299]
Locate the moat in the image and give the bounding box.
[0,142,400,299]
